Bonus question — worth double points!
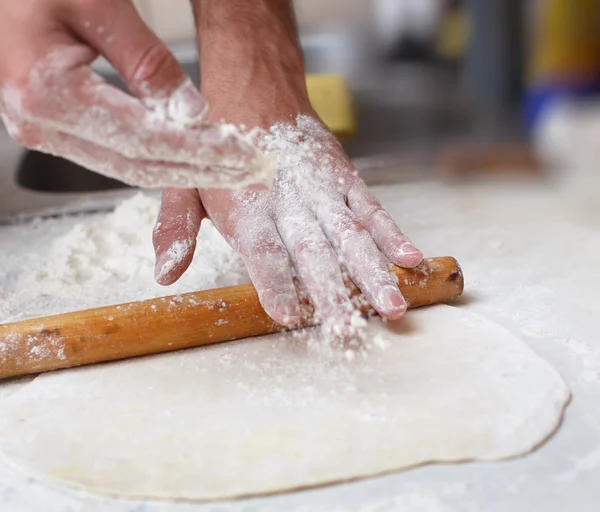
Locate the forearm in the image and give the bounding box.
[190,0,310,124]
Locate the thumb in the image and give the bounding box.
[67,1,207,123]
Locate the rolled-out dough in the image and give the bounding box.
[0,306,570,501]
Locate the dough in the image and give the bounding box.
[0,306,570,501]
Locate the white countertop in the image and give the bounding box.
[0,175,599,511]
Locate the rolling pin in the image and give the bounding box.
[0,257,463,380]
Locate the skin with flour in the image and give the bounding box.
[154,0,424,329]
[0,0,273,189]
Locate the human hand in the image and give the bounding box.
[153,0,423,330]
[154,108,423,329]
[0,0,272,189]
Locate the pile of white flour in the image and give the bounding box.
[0,194,249,323]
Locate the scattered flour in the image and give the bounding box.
[3,193,249,322]
[557,443,600,482]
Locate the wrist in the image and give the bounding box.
[191,0,311,126]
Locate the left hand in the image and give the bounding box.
[0,0,268,189]
[153,87,423,329]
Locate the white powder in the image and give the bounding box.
[154,239,194,282]
[3,193,249,322]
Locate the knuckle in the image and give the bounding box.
[364,204,391,226]
[233,222,281,255]
[338,215,366,239]
[338,225,371,255]
[246,244,289,270]
[127,42,177,90]
[294,236,331,257]
[248,244,288,266]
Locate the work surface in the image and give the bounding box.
[0,178,598,511]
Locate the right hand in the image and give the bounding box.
[0,0,271,189]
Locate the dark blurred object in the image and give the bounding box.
[465,0,525,109]
[17,151,130,193]
[381,0,467,64]
[386,37,435,63]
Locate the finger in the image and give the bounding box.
[11,47,269,185]
[317,203,408,320]
[153,189,205,285]
[67,0,207,121]
[24,124,246,188]
[5,78,269,188]
[64,74,267,183]
[276,214,354,325]
[231,223,300,326]
[32,64,261,172]
[347,180,423,268]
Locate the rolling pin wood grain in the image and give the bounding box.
[0,257,463,379]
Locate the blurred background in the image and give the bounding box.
[128,0,532,180]
[5,0,600,218]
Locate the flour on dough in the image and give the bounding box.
[0,305,570,501]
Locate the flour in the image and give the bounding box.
[557,443,600,482]
[154,239,194,282]
[3,194,248,322]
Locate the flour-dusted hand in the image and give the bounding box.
[154,116,423,329]
[0,0,273,189]
[153,0,423,330]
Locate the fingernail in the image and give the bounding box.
[167,81,208,124]
[396,242,423,267]
[273,293,301,326]
[379,285,407,316]
[145,79,208,125]
[400,242,420,256]
[177,80,209,121]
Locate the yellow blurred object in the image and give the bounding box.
[531,0,600,82]
[306,74,356,141]
[436,7,469,61]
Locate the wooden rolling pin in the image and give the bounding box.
[0,257,463,379]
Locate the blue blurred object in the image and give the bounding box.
[523,75,600,134]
